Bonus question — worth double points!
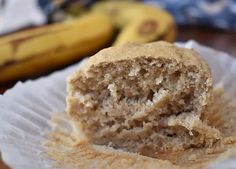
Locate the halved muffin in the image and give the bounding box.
[67,42,220,157]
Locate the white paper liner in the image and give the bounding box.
[0,40,236,169]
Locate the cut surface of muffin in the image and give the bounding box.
[67,42,220,157]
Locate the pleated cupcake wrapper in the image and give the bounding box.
[0,41,236,169]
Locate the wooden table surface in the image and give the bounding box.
[178,26,236,57]
[0,26,235,169]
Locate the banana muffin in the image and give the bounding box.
[66,41,220,157]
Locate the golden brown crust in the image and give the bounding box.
[79,41,211,75]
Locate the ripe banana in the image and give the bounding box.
[162,26,177,42]
[0,13,114,84]
[92,1,176,46]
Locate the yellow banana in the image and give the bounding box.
[92,1,176,46]
[0,12,114,84]
[162,26,177,42]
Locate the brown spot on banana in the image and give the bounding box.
[138,19,158,35]
[9,27,67,53]
[92,1,176,46]
[0,44,65,71]
[109,7,120,16]
[0,13,114,83]
[0,29,113,83]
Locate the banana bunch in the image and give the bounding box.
[0,1,176,87]
[92,1,176,46]
[0,13,113,84]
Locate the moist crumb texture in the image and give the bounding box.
[66,41,218,157]
[45,89,236,169]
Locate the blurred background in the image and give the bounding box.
[0,0,236,93]
[0,0,236,168]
